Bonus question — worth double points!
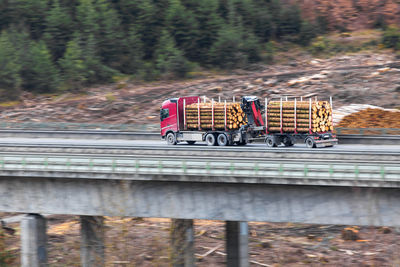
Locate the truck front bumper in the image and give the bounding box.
[315,138,338,147]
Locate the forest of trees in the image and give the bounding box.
[0,0,393,98]
[0,0,325,97]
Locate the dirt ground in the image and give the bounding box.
[2,214,400,266]
[0,52,399,128]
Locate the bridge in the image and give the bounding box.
[0,132,399,267]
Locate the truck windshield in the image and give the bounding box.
[160,108,169,121]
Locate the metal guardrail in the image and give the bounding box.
[1,155,399,185]
[0,122,398,136]
[0,122,159,131]
[0,122,398,145]
[336,127,400,135]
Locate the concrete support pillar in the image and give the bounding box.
[80,216,105,267]
[21,214,47,267]
[226,221,249,267]
[170,219,195,267]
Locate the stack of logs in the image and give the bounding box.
[337,108,400,129]
[267,100,333,133]
[185,102,247,130]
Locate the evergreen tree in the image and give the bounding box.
[217,0,229,20]
[251,1,273,42]
[0,1,12,31]
[5,25,32,61]
[0,0,314,89]
[193,0,222,63]
[74,0,117,81]
[210,24,262,68]
[112,0,158,30]
[241,31,261,63]
[76,0,99,38]
[5,26,59,93]
[179,0,198,11]
[81,34,116,84]
[209,26,245,69]
[165,0,199,61]
[226,0,240,27]
[21,40,60,93]
[44,0,74,60]
[120,27,144,74]
[154,30,191,78]
[58,38,87,91]
[95,0,124,68]
[382,25,400,50]
[297,21,317,46]
[11,0,48,40]
[278,5,302,37]
[268,0,282,38]
[0,31,21,99]
[232,0,254,29]
[131,0,159,59]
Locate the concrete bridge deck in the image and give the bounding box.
[0,139,399,266]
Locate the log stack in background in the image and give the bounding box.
[337,108,400,128]
[267,101,333,133]
[185,102,247,130]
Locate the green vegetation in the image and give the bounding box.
[0,31,21,100]
[0,0,325,98]
[308,30,384,57]
[0,0,396,99]
[382,25,400,50]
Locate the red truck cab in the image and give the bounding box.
[160,96,200,143]
[160,98,179,137]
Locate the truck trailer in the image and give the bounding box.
[160,96,338,148]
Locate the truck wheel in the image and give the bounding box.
[205,134,216,146]
[305,137,316,148]
[186,141,196,145]
[283,137,293,147]
[236,140,246,146]
[217,134,228,146]
[265,136,277,147]
[166,133,177,145]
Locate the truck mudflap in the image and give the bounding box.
[315,138,338,147]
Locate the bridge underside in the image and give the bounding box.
[1,177,399,226]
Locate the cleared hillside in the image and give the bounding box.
[0,52,398,127]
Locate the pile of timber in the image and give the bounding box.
[267,100,333,133]
[337,108,400,129]
[185,102,247,130]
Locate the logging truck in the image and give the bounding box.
[160,96,338,148]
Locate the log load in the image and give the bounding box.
[267,100,333,133]
[185,102,248,130]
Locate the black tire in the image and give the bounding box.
[283,137,293,147]
[305,137,316,148]
[217,134,228,146]
[186,141,196,145]
[166,132,177,145]
[205,134,216,146]
[236,140,246,146]
[265,136,277,147]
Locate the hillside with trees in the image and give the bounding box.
[0,0,399,100]
[292,0,400,31]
